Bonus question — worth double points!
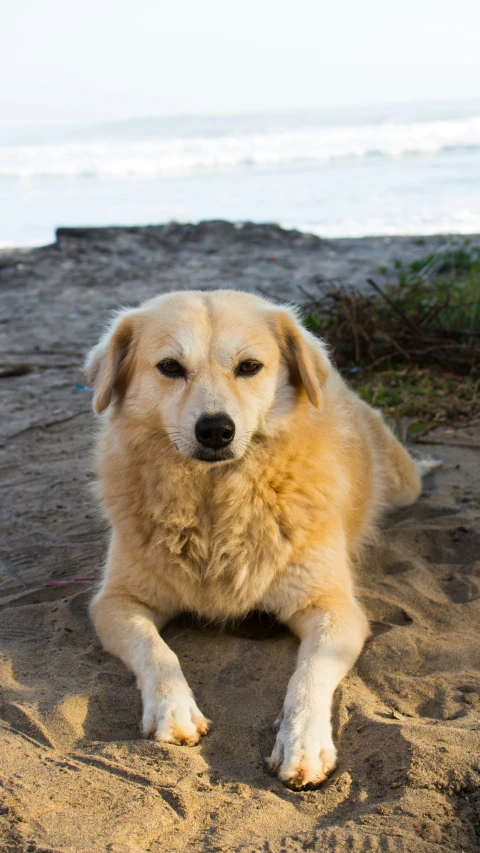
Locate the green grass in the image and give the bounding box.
[350,367,480,441]
[305,242,480,439]
[392,246,480,334]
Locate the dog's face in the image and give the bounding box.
[86,291,330,464]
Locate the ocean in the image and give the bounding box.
[1,101,480,248]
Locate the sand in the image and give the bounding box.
[1,222,479,852]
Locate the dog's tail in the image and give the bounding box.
[414,456,443,478]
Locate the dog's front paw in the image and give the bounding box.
[141,684,209,746]
[267,712,337,789]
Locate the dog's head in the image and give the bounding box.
[85,290,330,463]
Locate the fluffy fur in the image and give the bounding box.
[86,289,424,788]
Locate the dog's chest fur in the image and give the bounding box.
[133,452,329,619]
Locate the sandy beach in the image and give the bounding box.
[1,222,479,853]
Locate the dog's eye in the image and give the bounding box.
[236,360,263,376]
[157,359,186,378]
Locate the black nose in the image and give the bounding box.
[195,414,235,449]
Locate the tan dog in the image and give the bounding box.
[86,289,429,789]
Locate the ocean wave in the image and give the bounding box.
[1,116,480,180]
[295,208,480,239]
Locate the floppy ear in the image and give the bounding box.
[85,311,138,414]
[273,310,330,408]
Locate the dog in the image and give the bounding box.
[86,288,430,789]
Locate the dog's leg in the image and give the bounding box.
[268,593,369,788]
[90,590,209,745]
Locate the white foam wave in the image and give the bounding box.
[2,116,480,179]
[293,208,480,239]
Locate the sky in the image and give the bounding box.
[2,0,480,127]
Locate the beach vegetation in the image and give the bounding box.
[305,243,480,441]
